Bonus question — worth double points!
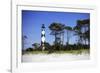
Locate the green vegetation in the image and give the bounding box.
[23,49,89,55]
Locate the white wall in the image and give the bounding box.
[0,0,99,73]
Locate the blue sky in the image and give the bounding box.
[22,10,90,49]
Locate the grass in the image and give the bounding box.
[23,49,90,55]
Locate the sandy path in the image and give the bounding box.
[22,53,89,62]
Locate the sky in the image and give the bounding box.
[22,10,90,49]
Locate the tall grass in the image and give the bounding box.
[23,49,89,55]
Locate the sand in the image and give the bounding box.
[22,53,89,62]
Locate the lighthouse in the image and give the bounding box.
[41,24,45,51]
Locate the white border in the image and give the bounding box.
[12,4,97,73]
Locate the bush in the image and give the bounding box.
[25,47,33,51]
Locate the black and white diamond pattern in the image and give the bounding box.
[41,24,45,50]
